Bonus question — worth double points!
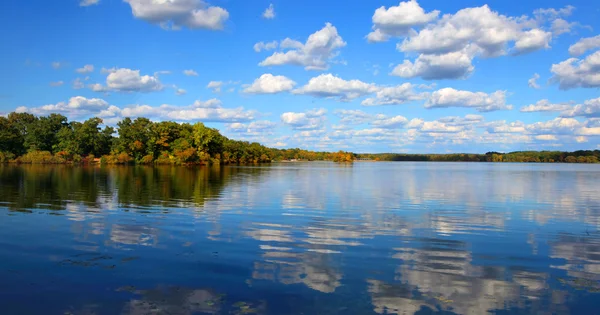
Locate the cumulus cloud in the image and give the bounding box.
[550,18,580,36]
[76,64,94,74]
[281,108,327,130]
[361,83,426,106]
[258,23,346,70]
[226,121,280,145]
[206,80,238,93]
[80,0,100,6]
[550,50,600,89]
[528,73,541,89]
[73,78,85,89]
[535,134,558,141]
[175,88,187,95]
[399,5,552,57]
[262,3,275,19]
[253,41,278,52]
[482,120,526,134]
[382,5,574,80]
[91,68,164,93]
[243,74,296,94]
[123,0,229,30]
[370,115,409,128]
[50,81,64,87]
[568,35,600,56]
[52,62,64,69]
[17,96,110,118]
[561,97,600,118]
[437,114,484,126]
[526,117,581,135]
[366,0,439,42]
[425,88,512,112]
[333,110,409,129]
[116,99,255,122]
[520,99,573,112]
[207,81,223,93]
[333,110,373,125]
[293,74,377,101]
[183,69,198,76]
[391,48,476,80]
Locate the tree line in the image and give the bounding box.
[358,151,600,163]
[0,112,355,164]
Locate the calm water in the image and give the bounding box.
[1,162,600,315]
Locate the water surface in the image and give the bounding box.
[1,162,600,314]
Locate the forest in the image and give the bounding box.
[358,151,600,163]
[2,112,598,165]
[0,112,354,164]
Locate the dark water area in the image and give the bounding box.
[1,162,600,315]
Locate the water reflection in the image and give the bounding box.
[0,162,600,314]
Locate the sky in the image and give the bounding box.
[1,0,599,153]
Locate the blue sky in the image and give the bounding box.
[1,0,599,153]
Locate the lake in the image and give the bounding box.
[1,162,600,315]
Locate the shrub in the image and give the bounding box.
[100,152,133,164]
[19,151,62,164]
[0,152,16,163]
[140,154,155,165]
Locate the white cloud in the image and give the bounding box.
[526,117,581,135]
[576,136,588,143]
[513,29,551,54]
[80,0,100,6]
[528,73,541,89]
[577,127,600,136]
[391,48,475,80]
[101,67,117,74]
[76,64,94,74]
[253,41,278,52]
[92,68,163,93]
[243,74,296,94]
[551,18,579,36]
[438,114,484,126]
[73,78,85,89]
[420,121,464,133]
[425,88,512,112]
[281,108,327,130]
[483,120,526,134]
[370,115,409,128]
[123,0,229,30]
[333,110,409,129]
[17,96,110,118]
[568,35,600,56]
[561,97,600,118]
[50,81,64,87]
[535,134,558,141]
[175,88,187,95]
[51,62,63,69]
[550,50,600,89]
[258,23,346,70]
[520,99,573,113]
[262,3,275,19]
[533,5,575,19]
[333,109,372,125]
[227,120,277,136]
[361,83,426,106]
[367,0,439,42]
[206,80,238,93]
[398,5,552,57]
[293,74,377,101]
[207,81,223,93]
[109,99,255,123]
[183,69,198,76]
[88,83,105,92]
